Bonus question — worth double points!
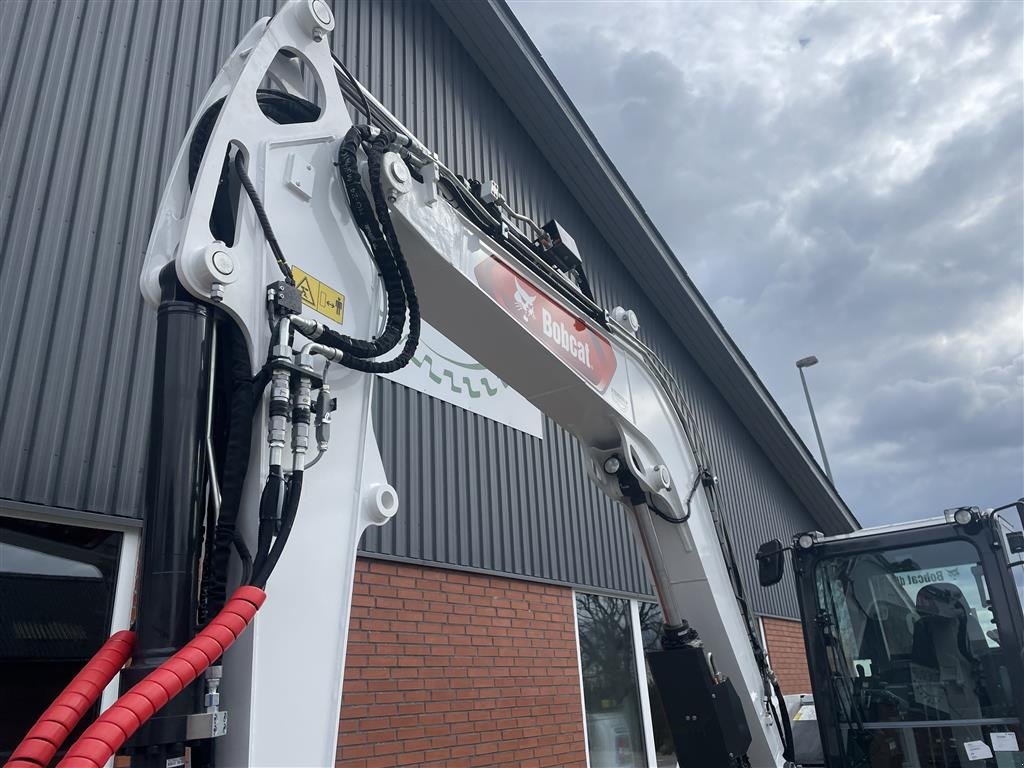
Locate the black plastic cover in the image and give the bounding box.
[269,280,302,317]
[540,219,583,272]
[647,644,753,767]
[755,538,786,587]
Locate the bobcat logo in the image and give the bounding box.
[513,278,536,322]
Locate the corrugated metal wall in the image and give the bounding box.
[0,0,816,617]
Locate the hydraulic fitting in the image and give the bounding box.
[290,315,324,340]
[267,319,292,468]
[204,666,223,713]
[314,384,336,452]
[267,373,290,468]
[300,341,344,363]
[291,367,313,470]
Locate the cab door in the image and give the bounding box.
[792,515,1024,768]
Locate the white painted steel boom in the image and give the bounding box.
[132,2,790,766]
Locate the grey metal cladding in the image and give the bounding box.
[0,0,818,617]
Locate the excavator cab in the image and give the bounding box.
[761,505,1024,768]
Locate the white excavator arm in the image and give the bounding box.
[9,3,791,768]
[142,3,790,766]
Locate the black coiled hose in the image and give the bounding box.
[299,124,420,373]
[328,126,411,359]
[204,322,258,617]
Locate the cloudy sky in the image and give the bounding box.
[510,1,1023,527]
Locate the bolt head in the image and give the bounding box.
[655,465,671,490]
[603,456,621,475]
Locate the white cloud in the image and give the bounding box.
[512,0,1023,526]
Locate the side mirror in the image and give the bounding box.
[992,498,1024,531]
[756,538,786,587]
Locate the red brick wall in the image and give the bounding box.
[762,616,812,695]
[337,558,588,768]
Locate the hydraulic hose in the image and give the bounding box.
[4,631,135,768]
[251,470,303,589]
[204,322,258,619]
[54,587,266,768]
[234,153,294,284]
[771,675,796,764]
[363,133,421,372]
[326,126,411,361]
[301,126,420,374]
[193,97,422,375]
[251,467,285,581]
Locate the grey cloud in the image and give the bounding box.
[512,0,1023,526]
[850,375,1023,454]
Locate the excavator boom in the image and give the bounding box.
[7,3,792,767]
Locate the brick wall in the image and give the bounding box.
[337,558,588,768]
[762,616,812,695]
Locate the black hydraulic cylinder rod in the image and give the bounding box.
[125,266,211,766]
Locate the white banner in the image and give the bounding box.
[380,321,544,438]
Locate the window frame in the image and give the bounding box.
[0,502,141,716]
[573,589,680,768]
[572,589,594,768]
[629,598,660,764]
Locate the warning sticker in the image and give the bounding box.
[292,266,345,323]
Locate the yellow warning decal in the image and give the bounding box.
[292,266,345,323]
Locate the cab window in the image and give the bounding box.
[814,538,1021,767]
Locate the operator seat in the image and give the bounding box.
[911,583,987,676]
[909,582,987,766]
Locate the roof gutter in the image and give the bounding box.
[431,0,858,534]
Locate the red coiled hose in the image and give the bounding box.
[4,631,135,768]
[50,586,265,768]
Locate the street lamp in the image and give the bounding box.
[796,355,834,484]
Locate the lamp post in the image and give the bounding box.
[796,355,834,484]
